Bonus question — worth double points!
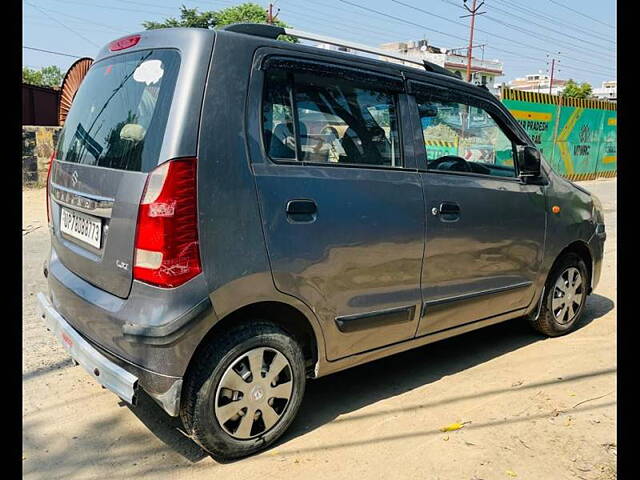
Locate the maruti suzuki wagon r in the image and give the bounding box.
[37,23,606,459]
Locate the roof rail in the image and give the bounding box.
[221,23,457,79]
[221,23,285,39]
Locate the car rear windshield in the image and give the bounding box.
[56,49,180,172]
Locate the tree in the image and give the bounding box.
[560,79,593,99]
[143,6,216,29]
[22,65,64,87]
[142,3,296,41]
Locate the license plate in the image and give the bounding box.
[60,207,102,249]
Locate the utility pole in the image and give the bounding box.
[546,52,561,94]
[461,0,485,83]
[266,3,280,24]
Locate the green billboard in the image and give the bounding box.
[501,88,617,181]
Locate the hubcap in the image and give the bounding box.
[552,267,584,325]
[214,347,293,440]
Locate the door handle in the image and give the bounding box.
[438,202,460,215]
[286,199,317,222]
[433,201,460,222]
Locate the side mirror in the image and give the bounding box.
[516,145,541,177]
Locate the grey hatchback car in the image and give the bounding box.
[37,24,606,459]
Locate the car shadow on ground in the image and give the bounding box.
[125,293,614,464]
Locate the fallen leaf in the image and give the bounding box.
[443,435,450,441]
[506,470,518,477]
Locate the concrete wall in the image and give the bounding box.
[23,126,61,186]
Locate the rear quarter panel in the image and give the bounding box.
[195,32,327,358]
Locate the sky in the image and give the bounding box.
[22,0,616,87]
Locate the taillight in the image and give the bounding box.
[133,158,201,288]
[46,150,56,225]
[109,34,141,51]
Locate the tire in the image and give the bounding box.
[530,252,589,337]
[180,321,306,460]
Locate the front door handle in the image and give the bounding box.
[286,199,317,222]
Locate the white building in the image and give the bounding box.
[378,40,504,95]
[506,73,568,96]
[592,80,617,101]
[315,43,355,54]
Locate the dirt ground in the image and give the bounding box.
[23,179,617,479]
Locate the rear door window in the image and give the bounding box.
[56,49,180,172]
[262,69,403,168]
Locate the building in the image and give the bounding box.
[378,40,504,95]
[316,43,355,54]
[506,73,568,96]
[22,83,61,126]
[592,80,616,102]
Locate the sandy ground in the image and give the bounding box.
[23,179,617,479]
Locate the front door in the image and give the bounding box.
[408,84,547,336]
[249,56,425,361]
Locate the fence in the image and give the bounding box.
[500,87,617,181]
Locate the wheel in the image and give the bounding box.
[180,321,306,460]
[530,252,589,337]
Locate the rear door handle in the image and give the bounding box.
[438,202,460,215]
[433,201,461,222]
[286,199,317,222]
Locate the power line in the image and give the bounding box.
[479,15,612,61]
[490,0,615,44]
[24,1,100,47]
[282,8,409,42]
[483,2,614,53]
[23,46,83,58]
[295,0,617,80]
[480,15,613,64]
[24,19,120,35]
[41,0,171,17]
[547,0,615,30]
[337,0,469,44]
[24,7,131,33]
[387,0,614,71]
[335,0,617,80]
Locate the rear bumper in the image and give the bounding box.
[45,246,214,377]
[36,292,184,416]
[37,292,139,405]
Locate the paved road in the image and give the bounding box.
[23,179,616,480]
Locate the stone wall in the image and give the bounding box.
[22,126,61,186]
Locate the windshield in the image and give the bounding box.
[56,49,180,172]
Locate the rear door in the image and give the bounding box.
[248,52,425,361]
[407,81,547,336]
[50,48,182,298]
